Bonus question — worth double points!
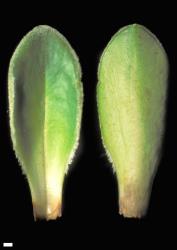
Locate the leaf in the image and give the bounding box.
[8,25,83,220]
[97,24,168,218]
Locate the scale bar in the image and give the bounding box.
[3,243,13,247]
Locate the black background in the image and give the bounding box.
[0,2,176,248]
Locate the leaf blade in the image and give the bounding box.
[97,24,168,217]
[8,25,83,220]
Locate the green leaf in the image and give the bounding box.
[97,24,168,218]
[8,25,83,220]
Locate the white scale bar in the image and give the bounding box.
[3,243,13,247]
